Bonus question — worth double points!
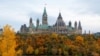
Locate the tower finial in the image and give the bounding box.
[42,4,48,25]
[43,6,47,16]
[45,3,47,7]
[58,11,62,19]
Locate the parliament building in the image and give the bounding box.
[19,7,82,34]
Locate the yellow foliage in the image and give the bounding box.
[16,49,23,56]
[75,36,84,44]
[0,25,16,56]
[95,43,100,50]
[65,39,72,45]
[51,33,58,38]
[26,45,34,54]
[34,48,39,55]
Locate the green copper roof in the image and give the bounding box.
[67,26,74,31]
[38,24,48,29]
[32,25,35,29]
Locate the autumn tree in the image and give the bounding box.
[26,45,34,54]
[0,37,2,55]
[0,25,16,56]
[75,36,84,44]
[51,33,58,38]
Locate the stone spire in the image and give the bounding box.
[36,18,39,31]
[37,18,39,27]
[43,7,47,16]
[29,17,34,33]
[29,17,33,27]
[30,17,32,24]
[78,21,82,30]
[42,7,48,25]
[77,21,82,34]
[36,18,39,30]
[58,12,62,19]
[74,21,77,29]
[69,21,72,27]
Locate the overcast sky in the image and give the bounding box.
[0,0,100,33]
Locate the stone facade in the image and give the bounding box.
[19,7,82,34]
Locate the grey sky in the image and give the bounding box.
[0,0,100,33]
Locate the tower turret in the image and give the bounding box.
[78,21,82,30]
[69,21,72,27]
[37,18,39,27]
[42,7,48,25]
[29,17,34,33]
[58,12,62,19]
[36,18,39,30]
[74,21,77,29]
[29,17,33,27]
[78,21,82,34]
